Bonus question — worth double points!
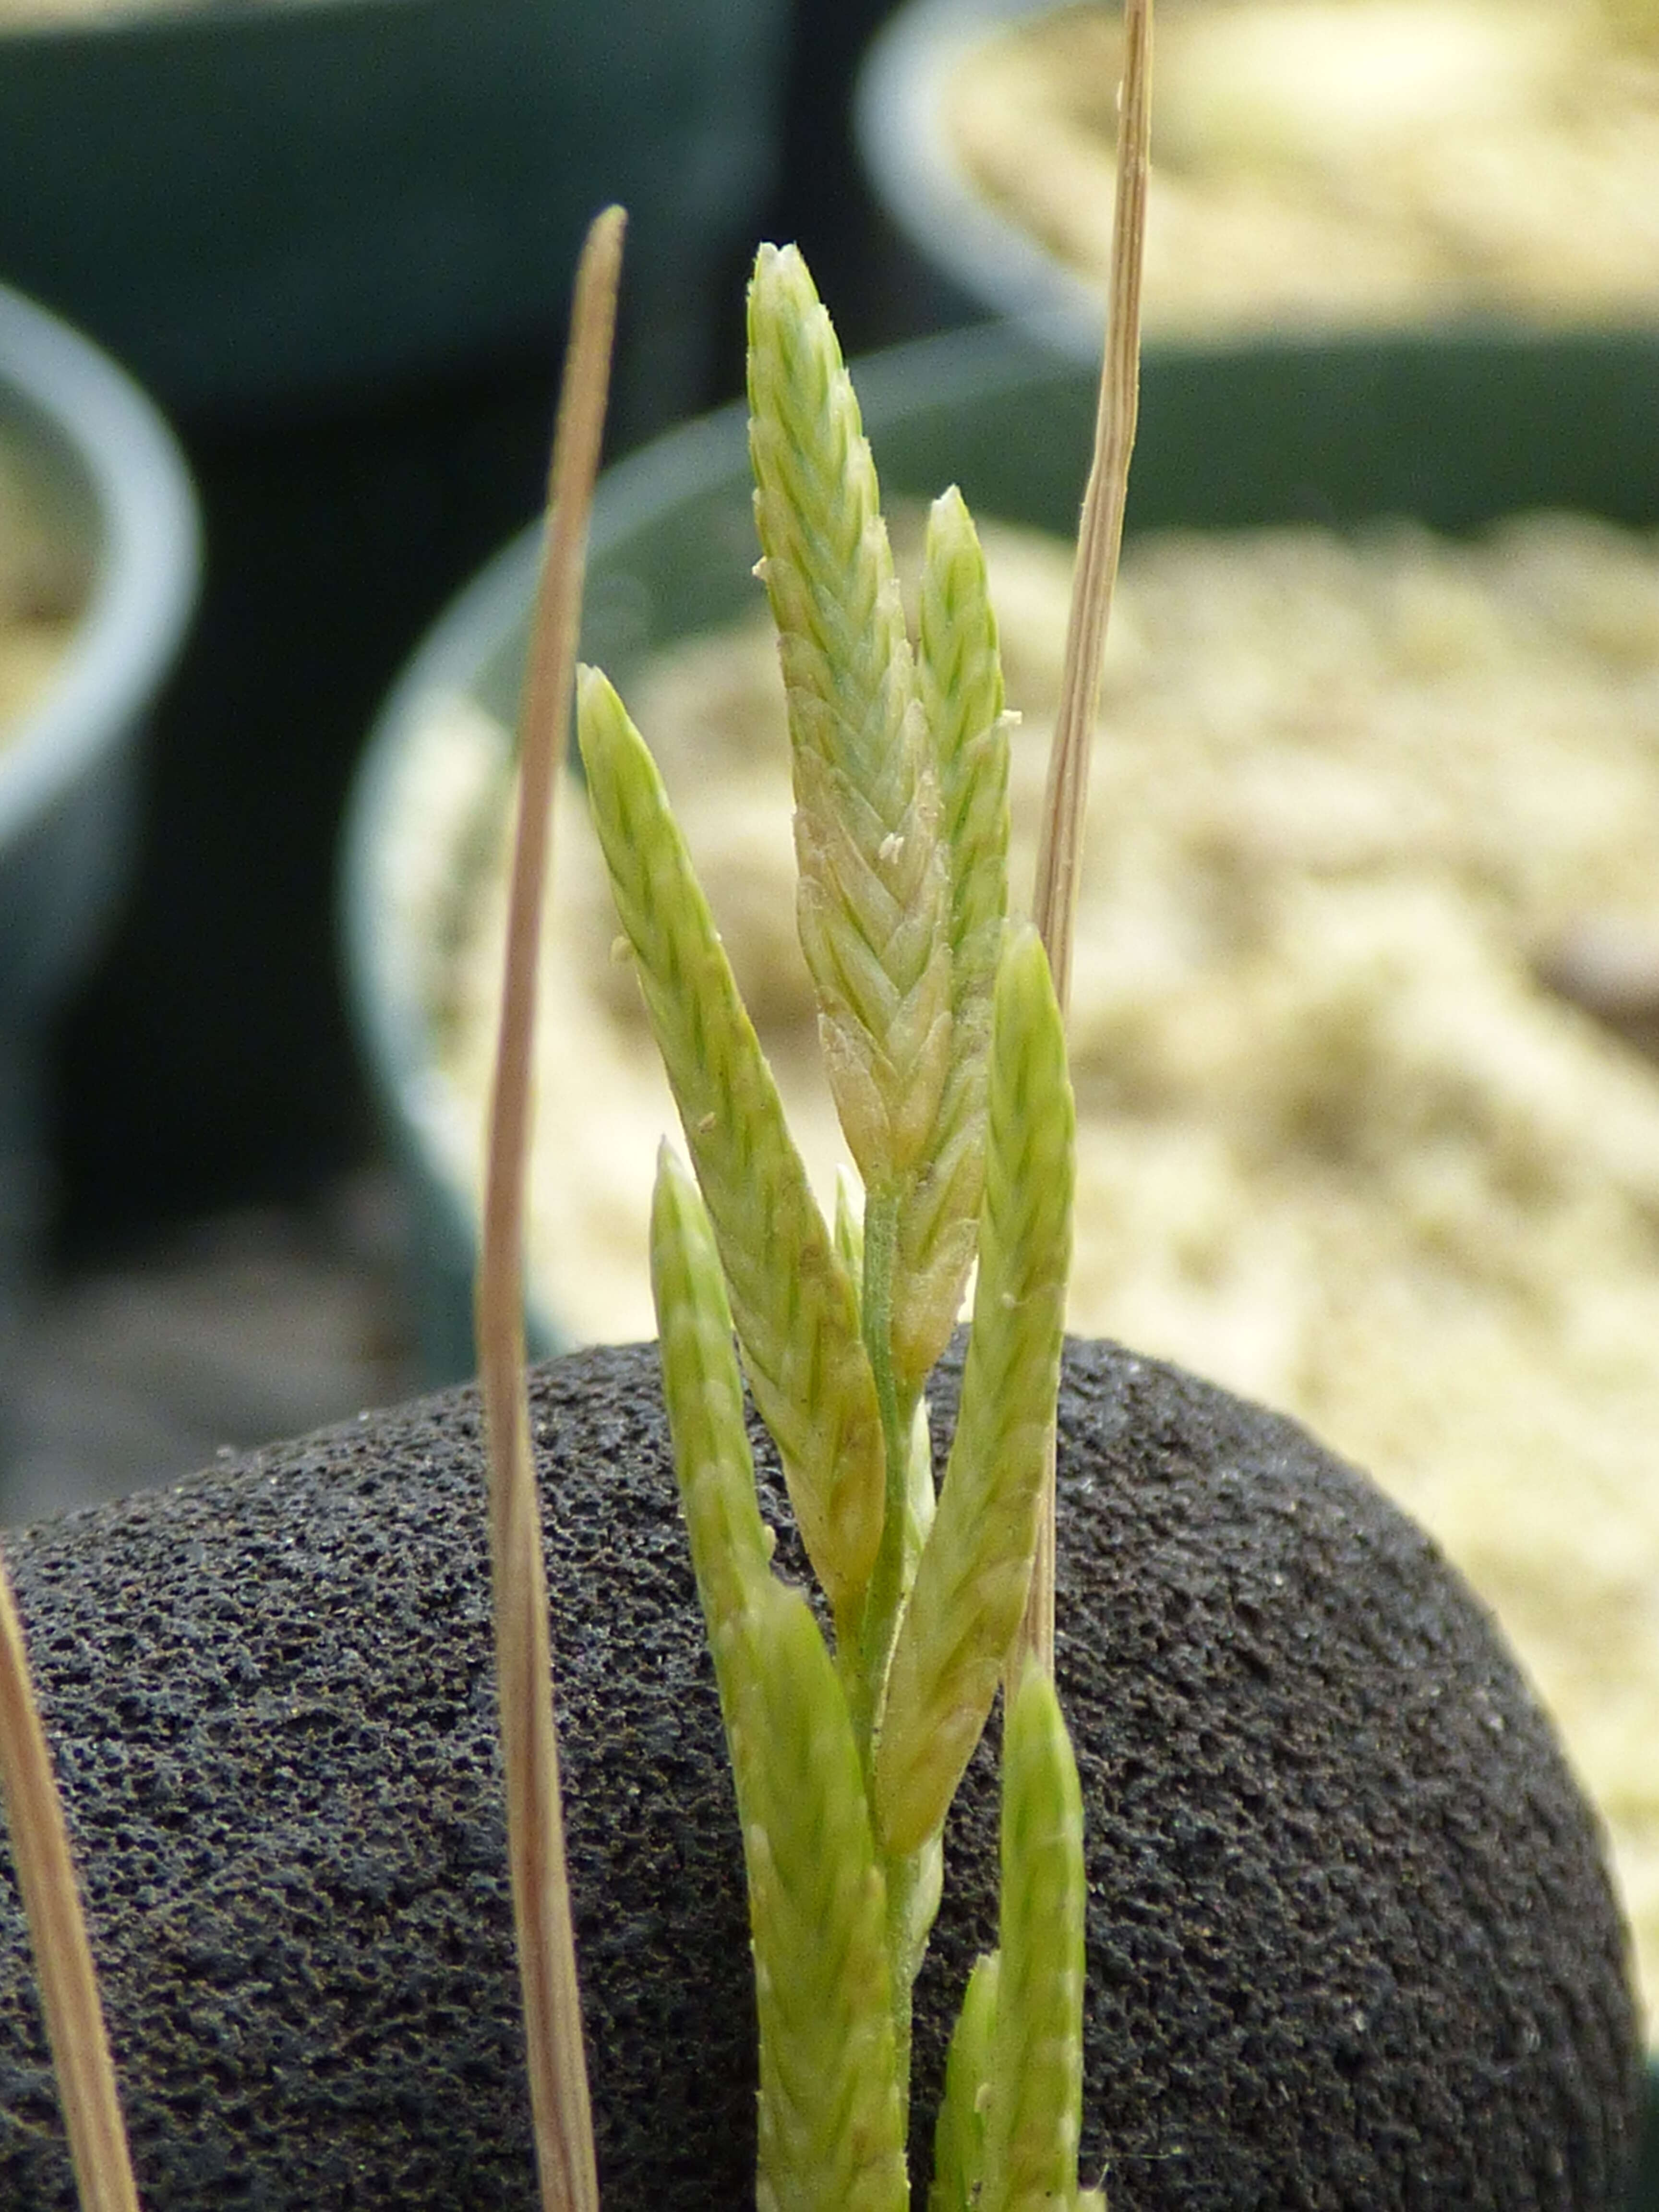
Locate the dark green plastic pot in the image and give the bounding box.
[0,0,790,420]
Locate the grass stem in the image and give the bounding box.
[0,1551,140,2212]
[1018,0,1152,1681]
[476,203,625,2212]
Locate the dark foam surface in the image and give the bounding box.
[0,1336,1641,2208]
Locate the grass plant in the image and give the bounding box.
[566,1,1149,2184]
[0,0,1153,2201]
[576,228,1093,2212]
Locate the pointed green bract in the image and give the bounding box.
[930,1951,1000,2212]
[893,487,1012,1396]
[649,1144,772,1644]
[980,1666,1091,2212]
[578,664,884,1616]
[748,242,955,1194]
[874,928,1074,1858]
[734,1584,910,2212]
[834,1166,866,1297]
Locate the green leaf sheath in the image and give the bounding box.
[747,242,954,1194]
[929,1952,1000,2212]
[649,1145,773,1643]
[874,927,1075,1858]
[981,1666,1091,2212]
[893,487,1012,1398]
[735,1585,910,2212]
[578,665,884,1620]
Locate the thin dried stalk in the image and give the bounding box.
[1031,0,1152,1003]
[1017,0,1152,1682]
[476,203,625,2212]
[0,1551,139,2212]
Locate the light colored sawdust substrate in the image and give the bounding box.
[0,437,82,750]
[396,508,1659,2022]
[947,0,1659,332]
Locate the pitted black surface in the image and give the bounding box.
[0,1336,1641,2210]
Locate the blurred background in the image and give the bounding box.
[4,0,1659,1524]
[0,0,931,1520]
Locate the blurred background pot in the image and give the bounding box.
[343,310,1659,1382]
[0,280,200,1453]
[855,0,1659,361]
[856,0,1108,351]
[0,0,792,1251]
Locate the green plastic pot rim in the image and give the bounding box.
[0,281,199,852]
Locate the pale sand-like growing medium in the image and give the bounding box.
[396,510,1659,2021]
[947,0,1659,333]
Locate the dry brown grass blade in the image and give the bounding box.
[1017,0,1152,1681]
[476,203,625,2212]
[0,1550,140,2212]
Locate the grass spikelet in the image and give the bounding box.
[732,1586,910,2212]
[930,1951,1001,2212]
[979,1666,1090,2212]
[747,241,955,1192]
[577,664,885,1619]
[652,1149,906,2212]
[650,1143,774,1640]
[892,486,1012,1394]
[921,488,1010,977]
[874,927,1073,1859]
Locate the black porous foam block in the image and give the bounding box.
[0,1337,1642,2209]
